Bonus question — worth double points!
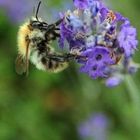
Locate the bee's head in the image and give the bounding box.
[30,18,48,30]
[30,1,48,29]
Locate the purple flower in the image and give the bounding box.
[59,0,139,87]
[100,7,109,21]
[117,23,138,57]
[59,23,73,48]
[73,0,89,9]
[90,0,103,16]
[105,76,123,87]
[59,10,86,49]
[80,46,115,79]
[86,35,96,47]
[73,0,102,10]
[81,46,114,64]
[78,113,109,140]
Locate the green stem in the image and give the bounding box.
[125,75,140,109]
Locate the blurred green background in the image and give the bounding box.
[0,0,140,140]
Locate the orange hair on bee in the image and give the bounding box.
[17,22,31,75]
[17,22,31,57]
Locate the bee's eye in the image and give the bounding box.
[31,21,41,28]
[31,21,48,30]
[42,22,48,26]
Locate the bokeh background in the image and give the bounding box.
[0,0,140,140]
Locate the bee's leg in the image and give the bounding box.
[54,19,63,26]
[46,53,77,62]
[45,24,55,32]
[55,28,60,30]
[63,53,78,61]
[46,29,60,41]
[46,32,59,41]
[53,31,60,38]
[46,19,62,31]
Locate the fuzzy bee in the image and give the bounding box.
[15,1,76,75]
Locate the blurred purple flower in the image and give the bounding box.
[73,0,89,9]
[105,75,123,87]
[78,113,109,140]
[123,57,140,74]
[0,0,38,23]
[73,0,102,10]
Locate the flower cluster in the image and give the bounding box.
[59,0,139,87]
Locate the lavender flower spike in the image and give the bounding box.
[59,0,139,87]
[117,22,138,57]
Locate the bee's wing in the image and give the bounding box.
[15,54,27,75]
[15,38,30,75]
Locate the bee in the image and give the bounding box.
[15,1,76,75]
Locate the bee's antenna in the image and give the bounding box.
[36,1,42,21]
